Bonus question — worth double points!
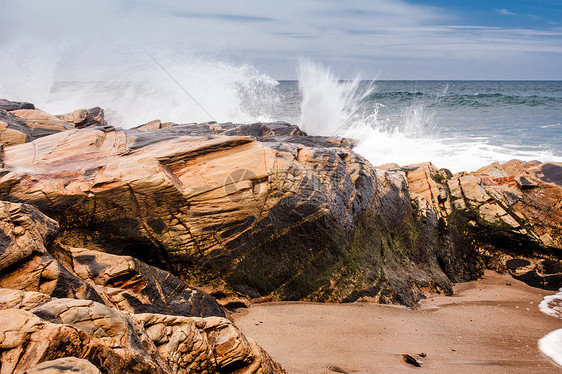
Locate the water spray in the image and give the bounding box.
[144,50,217,122]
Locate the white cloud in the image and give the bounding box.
[496,9,516,16]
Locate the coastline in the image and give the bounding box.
[233,271,561,373]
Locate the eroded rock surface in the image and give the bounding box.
[405,160,562,289]
[0,202,285,373]
[25,357,102,374]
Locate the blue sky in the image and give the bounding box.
[1,0,561,80]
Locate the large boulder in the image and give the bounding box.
[0,104,560,306]
[0,122,479,306]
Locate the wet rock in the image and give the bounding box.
[327,365,350,373]
[0,99,35,112]
[0,124,475,306]
[56,245,225,317]
[56,107,105,129]
[403,354,423,367]
[406,160,562,289]
[0,102,560,306]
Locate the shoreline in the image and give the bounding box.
[233,271,561,373]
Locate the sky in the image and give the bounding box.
[1,0,561,80]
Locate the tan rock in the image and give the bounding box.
[55,107,105,129]
[0,289,51,310]
[0,306,165,374]
[10,109,73,133]
[136,313,287,373]
[0,124,28,146]
[24,357,101,374]
[0,122,482,305]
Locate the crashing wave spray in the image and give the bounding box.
[298,59,372,136]
[0,44,280,129]
[296,61,562,172]
[297,60,447,168]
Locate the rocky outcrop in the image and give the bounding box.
[56,107,105,129]
[0,107,560,306]
[54,245,225,317]
[0,202,286,373]
[404,160,562,289]
[0,200,223,317]
[0,295,281,373]
[0,99,106,147]
[0,100,559,372]
[0,99,35,112]
[0,123,475,306]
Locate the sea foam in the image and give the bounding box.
[538,289,562,368]
[539,288,562,319]
[539,329,562,367]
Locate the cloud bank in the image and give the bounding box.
[1,0,561,79]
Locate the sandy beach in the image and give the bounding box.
[233,271,561,373]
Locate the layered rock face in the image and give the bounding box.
[0,121,468,306]
[405,160,561,287]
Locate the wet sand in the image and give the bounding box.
[233,271,561,373]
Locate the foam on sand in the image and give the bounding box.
[538,329,562,367]
[539,288,562,319]
[538,288,562,367]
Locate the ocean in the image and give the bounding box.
[278,78,562,172]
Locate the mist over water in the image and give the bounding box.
[0,41,281,127]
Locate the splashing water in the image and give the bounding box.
[1,39,561,173]
[297,61,562,172]
[298,60,445,168]
[0,41,280,128]
[298,59,372,136]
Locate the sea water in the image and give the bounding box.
[292,61,562,172]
